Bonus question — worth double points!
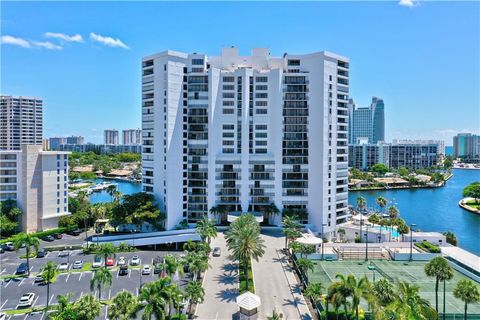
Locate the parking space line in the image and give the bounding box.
[45,252,50,258]
[4,279,11,288]
[116,271,119,279]
[65,273,71,282]
[108,289,111,300]
[0,298,8,309]
[32,295,39,308]
[49,294,54,305]
[80,291,83,298]
[128,270,131,278]
[23,314,28,320]
[0,268,6,275]
[104,306,108,320]
[18,278,25,286]
[79,272,83,281]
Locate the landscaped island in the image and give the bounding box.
[459,182,480,214]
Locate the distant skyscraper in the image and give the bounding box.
[122,129,141,145]
[66,135,84,145]
[49,137,67,150]
[104,129,119,145]
[1,95,43,150]
[453,133,480,163]
[348,96,385,144]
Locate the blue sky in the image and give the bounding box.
[1,1,479,144]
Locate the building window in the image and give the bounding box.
[223,108,235,115]
[192,59,204,65]
[288,59,301,66]
[223,76,235,82]
[256,109,268,115]
[256,76,268,82]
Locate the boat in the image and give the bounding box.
[90,181,117,192]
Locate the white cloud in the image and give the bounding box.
[45,32,84,43]
[1,35,31,48]
[398,0,417,8]
[31,41,62,50]
[89,32,129,49]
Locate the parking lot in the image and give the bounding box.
[0,248,190,314]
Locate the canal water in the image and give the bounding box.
[89,170,480,255]
[349,169,480,255]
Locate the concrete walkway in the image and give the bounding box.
[252,230,312,320]
[195,232,239,319]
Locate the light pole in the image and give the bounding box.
[359,219,363,243]
[365,224,371,261]
[409,223,416,262]
[321,223,327,261]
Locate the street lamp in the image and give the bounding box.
[365,224,371,261]
[359,219,363,243]
[409,223,417,262]
[321,223,327,261]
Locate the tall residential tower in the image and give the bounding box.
[141,48,349,235]
[348,96,385,144]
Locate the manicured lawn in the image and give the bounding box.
[466,201,480,209]
[239,259,255,293]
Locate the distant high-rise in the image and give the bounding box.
[453,133,480,163]
[0,95,43,150]
[104,129,119,145]
[348,96,385,144]
[49,137,67,150]
[66,135,84,145]
[122,129,141,145]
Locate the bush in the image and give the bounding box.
[415,241,441,253]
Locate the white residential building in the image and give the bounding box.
[122,129,142,145]
[0,145,71,232]
[104,129,119,145]
[0,95,43,150]
[141,48,350,234]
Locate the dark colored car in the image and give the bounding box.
[183,262,190,273]
[67,229,82,236]
[119,265,128,276]
[36,248,46,258]
[53,233,63,239]
[42,235,55,242]
[153,263,162,274]
[16,262,28,275]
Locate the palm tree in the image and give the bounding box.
[424,256,453,314]
[376,196,387,212]
[138,278,170,320]
[41,261,58,309]
[74,294,101,320]
[108,291,138,320]
[184,280,205,316]
[51,293,75,320]
[209,205,225,224]
[107,184,117,202]
[371,278,395,307]
[337,228,346,242]
[95,243,116,269]
[396,221,410,242]
[282,215,301,249]
[388,206,399,219]
[196,216,218,244]
[12,232,40,276]
[267,309,283,320]
[90,267,113,300]
[328,282,349,319]
[296,258,315,281]
[304,282,324,309]
[263,202,280,225]
[356,196,367,212]
[186,251,209,281]
[225,214,265,290]
[453,279,480,320]
[347,275,371,320]
[164,254,185,279]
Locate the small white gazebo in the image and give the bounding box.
[237,291,261,320]
[296,232,323,246]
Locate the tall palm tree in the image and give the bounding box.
[163,254,185,279]
[282,215,301,249]
[371,278,395,307]
[356,196,367,212]
[186,251,209,281]
[41,261,58,310]
[108,291,138,320]
[347,274,371,320]
[138,278,171,320]
[225,214,265,290]
[267,309,283,320]
[90,267,113,300]
[107,184,117,203]
[328,281,349,319]
[196,217,218,244]
[304,282,324,309]
[74,294,101,320]
[376,196,387,212]
[296,258,315,280]
[424,256,453,314]
[184,280,205,316]
[95,243,116,269]
[52,293,75,320]
[209,205,225,224]
[453,279,480,320]
[263,202,280,225]
[13,232,39,276]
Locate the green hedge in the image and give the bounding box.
[0,225,78,244]
[415,240,441,253]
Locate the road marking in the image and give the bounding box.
[32,295,39,307]
[29,266,33,272]
[4,279,11,288]
[65,273,71,282]
[80,291,84,298]
[18,278,25,286]
[0,268,6,275]
[0,298,8,309]
[45,252,50,258]
[108,289,111,300]
[79,272,83,281]
[49,294,54,305]
[104,306,108,320]
[116,271,119,279]
[128,269,131,278]
[23,314,28,320]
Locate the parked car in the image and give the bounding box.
[17,293,35,308]
[117,257,126,266]
[58,251,69,258]
[36,248,46,258]
[57,263,69,271]
[0,246,4,254]
[105,257,115,267]
[53,233,63,239]
[42,235,55,242]
[72,260,83,269]
[4,242,15,251]
[141,265,152,275]
[92,256,103,268]
[153,263,162,274]
[119,265,128,276]
[67,229,82,236]
[16,262,28,275]
[212,247,221,257]
[34,272,44,283]
[130,255,140,266]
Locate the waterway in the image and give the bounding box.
[349,169,480,255]
[89,178,141,204]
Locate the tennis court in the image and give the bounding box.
[309,260,480,315]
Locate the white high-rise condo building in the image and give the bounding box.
[348,97,385,144]
[123,129,142,145]
[0,145,71,232]
[104,129,119,145]
[141,48,350,235]
[1,95,43,150]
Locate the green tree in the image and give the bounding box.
[296,258,315,279]
[95,243,116,269]
[267,309,283,320]
[263,202,280,225]
[209,205,226,224]
[41,261,58,309]
[282,215,302,249]
[398,167,410,177]
[371,279,395,307]
[74,294,101,320]
[425,256,454,314]
[371,163,389,175]
[108,291,138,320]
[184,281,205,316]
[13,232,40,276]
[376,196,388,212]
[388,206,399,219]
[196,217,218,244]
[463,182,480,203]
[443,231,458,246]
[304,282,324,308]
[186,251,210,281]
[453,279,480,320]
[356,196,367,212]
[90,267,113,300]
[138,278,169,320]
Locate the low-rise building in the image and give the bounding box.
[0,145,71,231]
[57,143,141,154]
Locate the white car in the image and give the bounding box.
[0,312,6,320]
[17,293,35,308]
[57,262,69,271]
[92,256,103,268]
[58,251,69,258]
[117,257,126,266]
[130,255,140,266]
[72,260,83,269]
[141,265,152,275]
[34,272,44,283]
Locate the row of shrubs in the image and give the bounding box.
[82,242,136,254]
[415,240,441,253]
[0,225,78,244]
